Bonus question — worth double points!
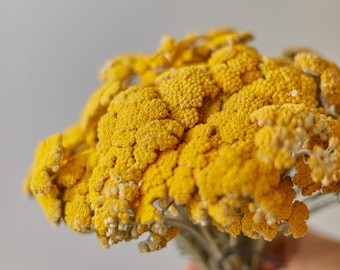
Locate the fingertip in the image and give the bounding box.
[183,262,200,270]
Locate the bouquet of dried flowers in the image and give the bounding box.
[24,28,340,270]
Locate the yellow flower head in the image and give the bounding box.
[25,28,340,251]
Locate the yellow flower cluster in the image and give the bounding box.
[25,28,340,251]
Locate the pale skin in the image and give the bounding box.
[183,232,340,270]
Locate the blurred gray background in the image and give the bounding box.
[1,0,340,269]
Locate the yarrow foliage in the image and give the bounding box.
[25,28,340,253]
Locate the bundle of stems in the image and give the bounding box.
[170,192,339,270]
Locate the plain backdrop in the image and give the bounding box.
[1,1,340,269]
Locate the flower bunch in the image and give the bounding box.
[25,28,340,269]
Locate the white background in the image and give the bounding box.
[1,1,340,269]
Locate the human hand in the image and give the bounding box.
[183,232,340,270]
[274,232,340,270]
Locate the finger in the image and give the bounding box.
[183,262,200,270]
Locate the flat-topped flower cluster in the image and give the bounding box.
[25,28,340,252]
